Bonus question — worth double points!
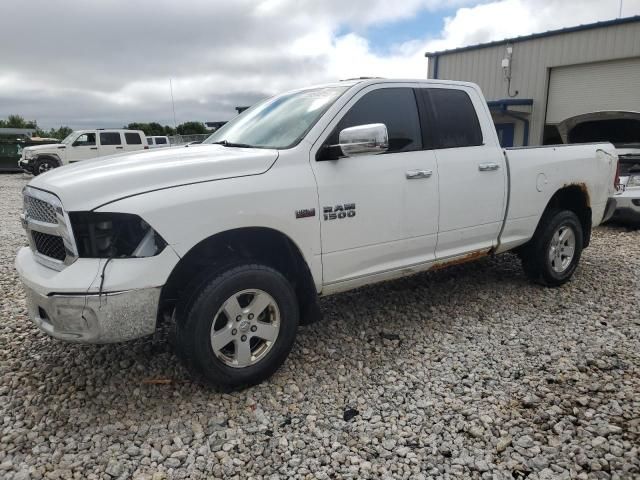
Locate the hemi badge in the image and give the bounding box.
[295,208,316,219]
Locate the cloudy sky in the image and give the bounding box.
[1,0,639,129]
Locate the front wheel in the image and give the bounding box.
[521,209,584,287]
[35,157,58,175]
[175,263,299,387]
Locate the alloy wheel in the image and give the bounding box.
[210,289,281,368]
[38,162,53,174]
[548,225,576,273]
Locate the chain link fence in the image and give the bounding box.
[168,134,210,145]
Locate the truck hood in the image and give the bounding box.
[28,145,279,210]
[23,143,63,154]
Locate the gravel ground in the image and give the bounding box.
[0,173,639,480]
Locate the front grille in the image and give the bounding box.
[24,195,58,224]
[31,231,66,261]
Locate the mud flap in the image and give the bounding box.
[602,197,617,223]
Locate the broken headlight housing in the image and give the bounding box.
[69,212,167,258]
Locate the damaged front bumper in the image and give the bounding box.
[15,245,180,343]
[22,285,160,343]
[18,157,36,174]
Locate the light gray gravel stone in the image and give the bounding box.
[516,435,535,448]
[0,173,638,479]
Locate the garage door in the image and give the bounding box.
[546,57,640,124]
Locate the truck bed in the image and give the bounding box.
[497,143,617,253]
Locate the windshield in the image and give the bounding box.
[204,86,348,149]
[60,132,77,145]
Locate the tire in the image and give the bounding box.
[34,157,58,175]
[521,209,583,287]
[174,263,299,387]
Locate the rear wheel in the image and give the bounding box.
[174,263,299,387]
[521,209,583,287]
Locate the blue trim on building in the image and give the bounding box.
[487,100,532,146]
[521,116,530,146]
[487,99,534,109]
[495,110,530,146]
[495,123,515,147]
[425,15,640,58]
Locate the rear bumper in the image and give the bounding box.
[611,190,640,223]
[22,284,160,343]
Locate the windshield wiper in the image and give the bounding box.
[211,140,256,148]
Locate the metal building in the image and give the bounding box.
[425,16,640,147]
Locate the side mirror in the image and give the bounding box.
[335,123,388,157]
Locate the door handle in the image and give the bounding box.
[478,162,500,171]
[115,146,123,149]
[406,169,433,179]
[90,147,98,150]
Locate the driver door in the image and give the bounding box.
[310,85,439,288]
[67,132,98,163]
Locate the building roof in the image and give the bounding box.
[425,15,640,57]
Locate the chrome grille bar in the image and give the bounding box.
[22,186,78,270]
[24,195,58,224]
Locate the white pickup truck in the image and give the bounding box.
[16,79,618,387]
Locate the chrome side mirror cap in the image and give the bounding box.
[335,123,388,157]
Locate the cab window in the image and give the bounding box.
[419,88,483,149]
[326,88,422,156]
[125,132,142,145]
[99,132,122,145]
[74,133,96,146]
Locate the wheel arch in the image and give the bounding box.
[160,227,320,325]
[35,153,62,165]
[34,154,62,173]
[540,184,592,247]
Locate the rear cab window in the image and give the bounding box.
[156,137,167,145]
[417,88,483,149]
[124,132,142,145]
[99,132,122,146]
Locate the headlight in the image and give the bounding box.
[627,175,640,188]
[69,212,167,258]
[24,151,34,159]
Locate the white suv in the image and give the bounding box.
[19,129,148,175]
[146,136,171,149]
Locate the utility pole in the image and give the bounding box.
[169,79,178,130]
[619,0,624,18]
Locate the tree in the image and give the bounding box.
[125,122,176,136]
[0,114,37,129]
[176,121,207,135]
[50,126,73,139]
[33,126,73,140]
